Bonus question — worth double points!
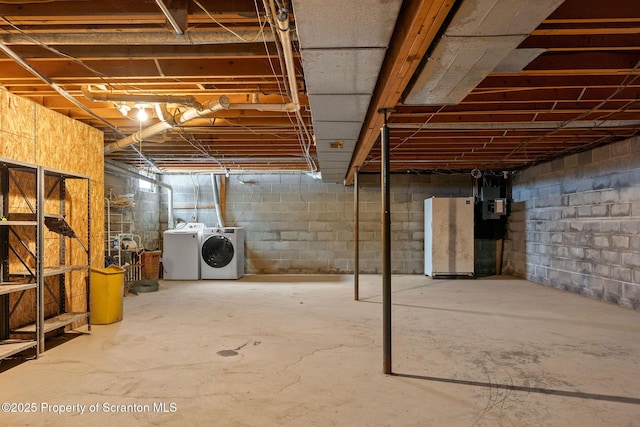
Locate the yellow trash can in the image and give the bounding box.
[90,265,125,324]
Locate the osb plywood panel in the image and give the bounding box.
[42,276,63,319]
[34,103,103,269]
[6,222,36,330]
[0,90,37,164]
[7,169,36,213]
[67,271,89,313]
[9,289,36,329]
[0,90,103,265]
[1,89,104,328]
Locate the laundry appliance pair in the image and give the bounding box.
[163,223,244,280]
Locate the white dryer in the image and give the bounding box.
[162,222,206,280]
[200,227,245,279]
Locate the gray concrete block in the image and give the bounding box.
[536,195,563,208]
[612,236,630,249]
[547,221,569,232]
[569,191,602,206]
[600,220,620,233]
[280,231,299,240]
[591,204,609,217]
[622,283,640,309]
[317,231,335,241]
[280,193,303,202]
[555,246,569,258]
[611,139,631,157]
[594,263,610,278]
[592,145,611,163]
[611,203,631,217]
[576,206,592,217]
[260,232,281,241]
[260,194,281,203]
[278,249,301,260]
[592,174,612,190]
[564,153,579,169]
[602,250,621,265]
[621,220,640,234]
[603,280,622,304]
[570,221,601,233]
[622,252,640,268]
[611,172,631,188]
[578,150,592,165]
[593,236,610,248]
[577,261,593,275]
[569,247,585,259]
[619,185,640,202]
[612,266,632,282]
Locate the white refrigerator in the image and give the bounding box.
[424,197,475,277]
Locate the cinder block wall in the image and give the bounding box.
[104,172,161,251]
[161,172,472,274]
[504,136,640,309]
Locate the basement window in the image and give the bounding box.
[138,170,156,193]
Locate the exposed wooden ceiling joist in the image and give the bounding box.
[0,0,638,178]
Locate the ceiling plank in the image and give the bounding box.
[345,0,457,184]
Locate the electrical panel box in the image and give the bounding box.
[481,186,508,220]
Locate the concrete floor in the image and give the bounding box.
[1,275,639,426]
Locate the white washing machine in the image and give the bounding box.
[200,227,245,279]
[163,223,206,280]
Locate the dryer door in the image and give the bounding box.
[201,235,235,268]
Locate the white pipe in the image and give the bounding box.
[104,95,230,153]
[179,97,231,122]
[154,103,176,127]
[105,121,174,153]
[211,174,225,228]
[1,30,280,45]
[101,1,307,167]
[82,85,198,107]
[273,6,300,107]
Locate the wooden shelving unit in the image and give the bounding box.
[0,157,91,360]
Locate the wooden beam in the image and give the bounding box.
[0,0,262,22]
[547,0,640,21]
[345,0,457,185]
[6,44,279,60]
[521,34,640,50]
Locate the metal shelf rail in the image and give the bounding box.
[0,157,91,360]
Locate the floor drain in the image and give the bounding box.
[217,350,238,357]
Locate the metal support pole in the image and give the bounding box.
[354,167,360,301]
[381,110,392,374]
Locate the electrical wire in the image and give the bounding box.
[360,105,447,169]
[256,0,316,172]
[0,15,155,96]
[2,4,316,173]
[194,0,267,43]
[499,57,640,163]
[174,127,232,172]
